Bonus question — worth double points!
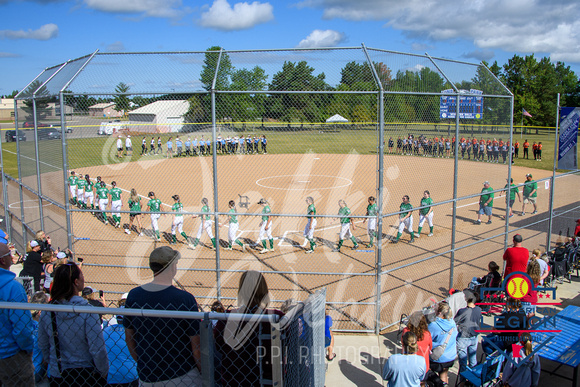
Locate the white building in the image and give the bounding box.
[128,100,189,133]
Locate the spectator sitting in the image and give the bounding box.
[575,219,580,237]
[82,286,106,308]
[482,298,526,355]
[34,230,52,253]
[454,290,482,387]
[30,291,49,384]
[103,306,138,387]
[211,300,226,327]
[19,240,44,291]
[38,262,109,384]
[502,333,541,387]
[428,302,458,385]
[214,270,284,387]
[123,246,202,386]
[401,311,433,384]
[550,241,568,283]
[521,260,541,319]
[382,331,426,387]
[473,261,502,289]
[0,242,35,385]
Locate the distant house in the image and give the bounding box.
[128,100,189,133]
[88,103,122,118]
[0,99,14,120]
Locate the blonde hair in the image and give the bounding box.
[130,188,139,203]
[35,230,45,240]
[521,332,534,359]
[437,302,451,319]
[527,260,541,285]
[402,331,418,354]
[531,249,541,258]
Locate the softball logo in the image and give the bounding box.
[506,276,530,299]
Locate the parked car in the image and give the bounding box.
[99,120,128,135]
[37,128,62,140]
[5,130,26,142]
[22,121,49,128]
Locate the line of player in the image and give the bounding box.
[67,171,436,252]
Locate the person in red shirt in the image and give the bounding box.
[503,234,529,278]
[523,140,530,159]
[514,141,520,158]
[537,142,543,161]
[575,219,580,237]
[401,312,432,382]
[532,142,538,160]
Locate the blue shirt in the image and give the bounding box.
[175,140,182,147]
[185,140,191,147]
[428,318,458,363]
[239,138,244,144]
[192,139,198,146]
[0,229,7,244]
[167,141,173,149]
[0,268,34,358]
[103,324,138,384]
[382,354,426,386]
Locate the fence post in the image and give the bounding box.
[60,92,74,250]
[0,105,11,239]
[15,98,28,250]
[505,96,515,251]
[32,95,45,231]
[270,321,283,387]
[199,314,215,387]
[546,94,561,250]
[211,50,223,301]
[449,94,460,290]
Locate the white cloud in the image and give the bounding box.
[83,0,183,18]
[297,29,346,48]
[0,52,20,58]
[199,0,274,31]
[299,0,580,65]
[461,49,495,62]
[0,24,58,40]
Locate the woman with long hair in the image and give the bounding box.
[126,188,144,236]
[383,331,426,386]
[502,333,541,387]
[521,260,541,319]
[402,312,432,375]
[428,302,458,385]
[214,270,283,386]
[38,263,108,386]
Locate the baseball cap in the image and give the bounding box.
[483,181,490,185]
[30,240,39,248]
[149,246,180,273]
[257,198,267,204]
[56,251,67,259]
[526,173,532,178]
[121,292,129,299]
[127,135,130,138]
[82,286,97,296]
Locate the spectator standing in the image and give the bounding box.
[575,218,580,237]
[521,173,538,215]
[125,135,132,157]
[30,291,49,383]
[454,290,482,387]
[41,250,58,292]
[325,313,335,361]
[0,228,7,244]
[529,249,549,285]
[503,234,530,278]
[401,312,433,383]
[35,230,52,252]
[38,262,108,385]
[523,139,529,159]
[116,135,123,158]
[428,302,458,385]
[103,308,138,387]
[123,246,202,386]
[382,331,426,387]
[0,242,35,385]
[476,181,494,225]
[20,240,44,291]
[521,260,541,318]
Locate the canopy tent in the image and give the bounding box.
[325,114,348,123]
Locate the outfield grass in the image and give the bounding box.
[1,128,577,179]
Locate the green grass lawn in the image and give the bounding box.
[1,128,577,179]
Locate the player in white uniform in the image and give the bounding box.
[109,181,123,228]
[219,200,247,251]
[83,174,95,212]
[393,195,415,243]
[190,198,216,250]
[75,173,86,209]
[96,181,109,224]
[362,196,378,247]
[303,197,317,253]
[257,198,274,254]
[334,200,358,252]
[147,192,162,241]
[125,135,132,157]
[416,190,434,237]
[68,171,77,205]
[116,136,123,158]
[170,194,191,246]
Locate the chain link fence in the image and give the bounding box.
[1,46,579,335]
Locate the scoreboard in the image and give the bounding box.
[440,89,483,119]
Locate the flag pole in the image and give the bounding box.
[520,109,523,139]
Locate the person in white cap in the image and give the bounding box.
[476,181,494,225]
[20,241,43,291]
[116,136,123,158]
[124,246,202,385]
[125,135,132,157]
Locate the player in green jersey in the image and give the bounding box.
[147,191,163,241]
[476,181,494,224]
[109,181,123,228]
[334,200,358,252]
[501,178,521,219]
[75,173,87,209]
[68,171,78,205]
[190,198,216,250]
[257,198,275,254]
[416,191,434,237]
[170,194,191,245]
[394,195,415,243]
[303,197,317,253]
[126,188,144,236]
[362,196,378,247]
[96,181,110,224]
[83,174,95,212]
[521,173,538,215]
[219,200,247,251]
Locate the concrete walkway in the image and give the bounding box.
[326,274,580,386]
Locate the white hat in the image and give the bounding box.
[30,240,39,248]
[121,292,129,299]
[127,135,130,138]
[56,251,67,259]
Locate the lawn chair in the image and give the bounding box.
[459,350,504,387]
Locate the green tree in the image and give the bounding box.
[20,80,51,121]
[200,46,233,91]
[113,82,131,115]
[228,66,267,121]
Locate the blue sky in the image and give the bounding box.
[1,0,579,96]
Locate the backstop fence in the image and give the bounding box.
[2,46,579,333]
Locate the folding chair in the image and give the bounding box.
[459,351,504,387]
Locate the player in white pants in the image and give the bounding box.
[303,197,317,253]
[335,200,358,252]
[190,198,216,250]
[170,194,191,245]
[417,190,434,237]
[68,171,77,204]
[219,200,246,251]
[76,176,85,208]
[394,195,415,243]
[147,191,162,241]
[257,198,274,253]
[109,181,123,228]
[96,181,109,224]
[83,174,95,211]
[363,196,378,247]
